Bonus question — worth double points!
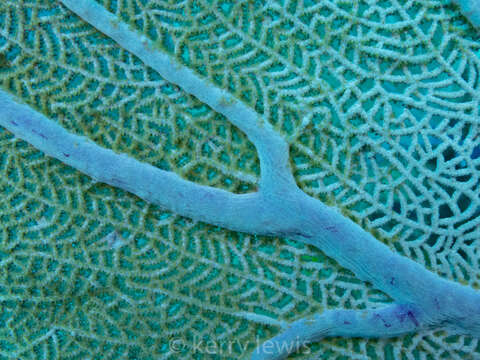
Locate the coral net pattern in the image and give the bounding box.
[0,0,479,359]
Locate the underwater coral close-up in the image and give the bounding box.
[1,0,480,359]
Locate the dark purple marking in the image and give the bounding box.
[374,313,391,328]
[395,306,419,327]
[32,129,47,139]
[63,153,70,157]
[390,277,395,285]
[10,120,18,126]
[434,297,440,310]
[407,311,419,327]
[343,321,351,325]
[325,225,338,233]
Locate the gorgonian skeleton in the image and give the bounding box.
[1,0,480,359]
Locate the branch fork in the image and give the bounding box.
[0,1,479,359]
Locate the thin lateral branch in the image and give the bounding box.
[59,0,297,192]
[0,90,275,234]
[251,303,425,360]
[280,192,480,336]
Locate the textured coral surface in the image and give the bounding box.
[0,0,479,359]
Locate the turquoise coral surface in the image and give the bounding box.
[1,0,480,359]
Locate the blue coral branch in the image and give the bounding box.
[0,0,478,359]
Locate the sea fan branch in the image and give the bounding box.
[59,0,297,193]
[1,1,480,359]
[251,304,426,360]
[0,90,274,234]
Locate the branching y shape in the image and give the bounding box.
[0,1,480,359]
[56,0,297,195]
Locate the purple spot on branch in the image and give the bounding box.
[390,277,395,285]
[395,306,419,327]
[343,321,351,325]
[325,225,338,233]
[63,152,70,157]
[407,311,419,327]
[374,313,391,328]
[10,120,18,126]
[32,129,47,139]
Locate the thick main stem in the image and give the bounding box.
[267,189,480,335]
[248,190,480,359]
[2,1,479,359]
[52,2,480,334]
[0,90,276,235]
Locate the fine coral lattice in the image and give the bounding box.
[0,0,480,359]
